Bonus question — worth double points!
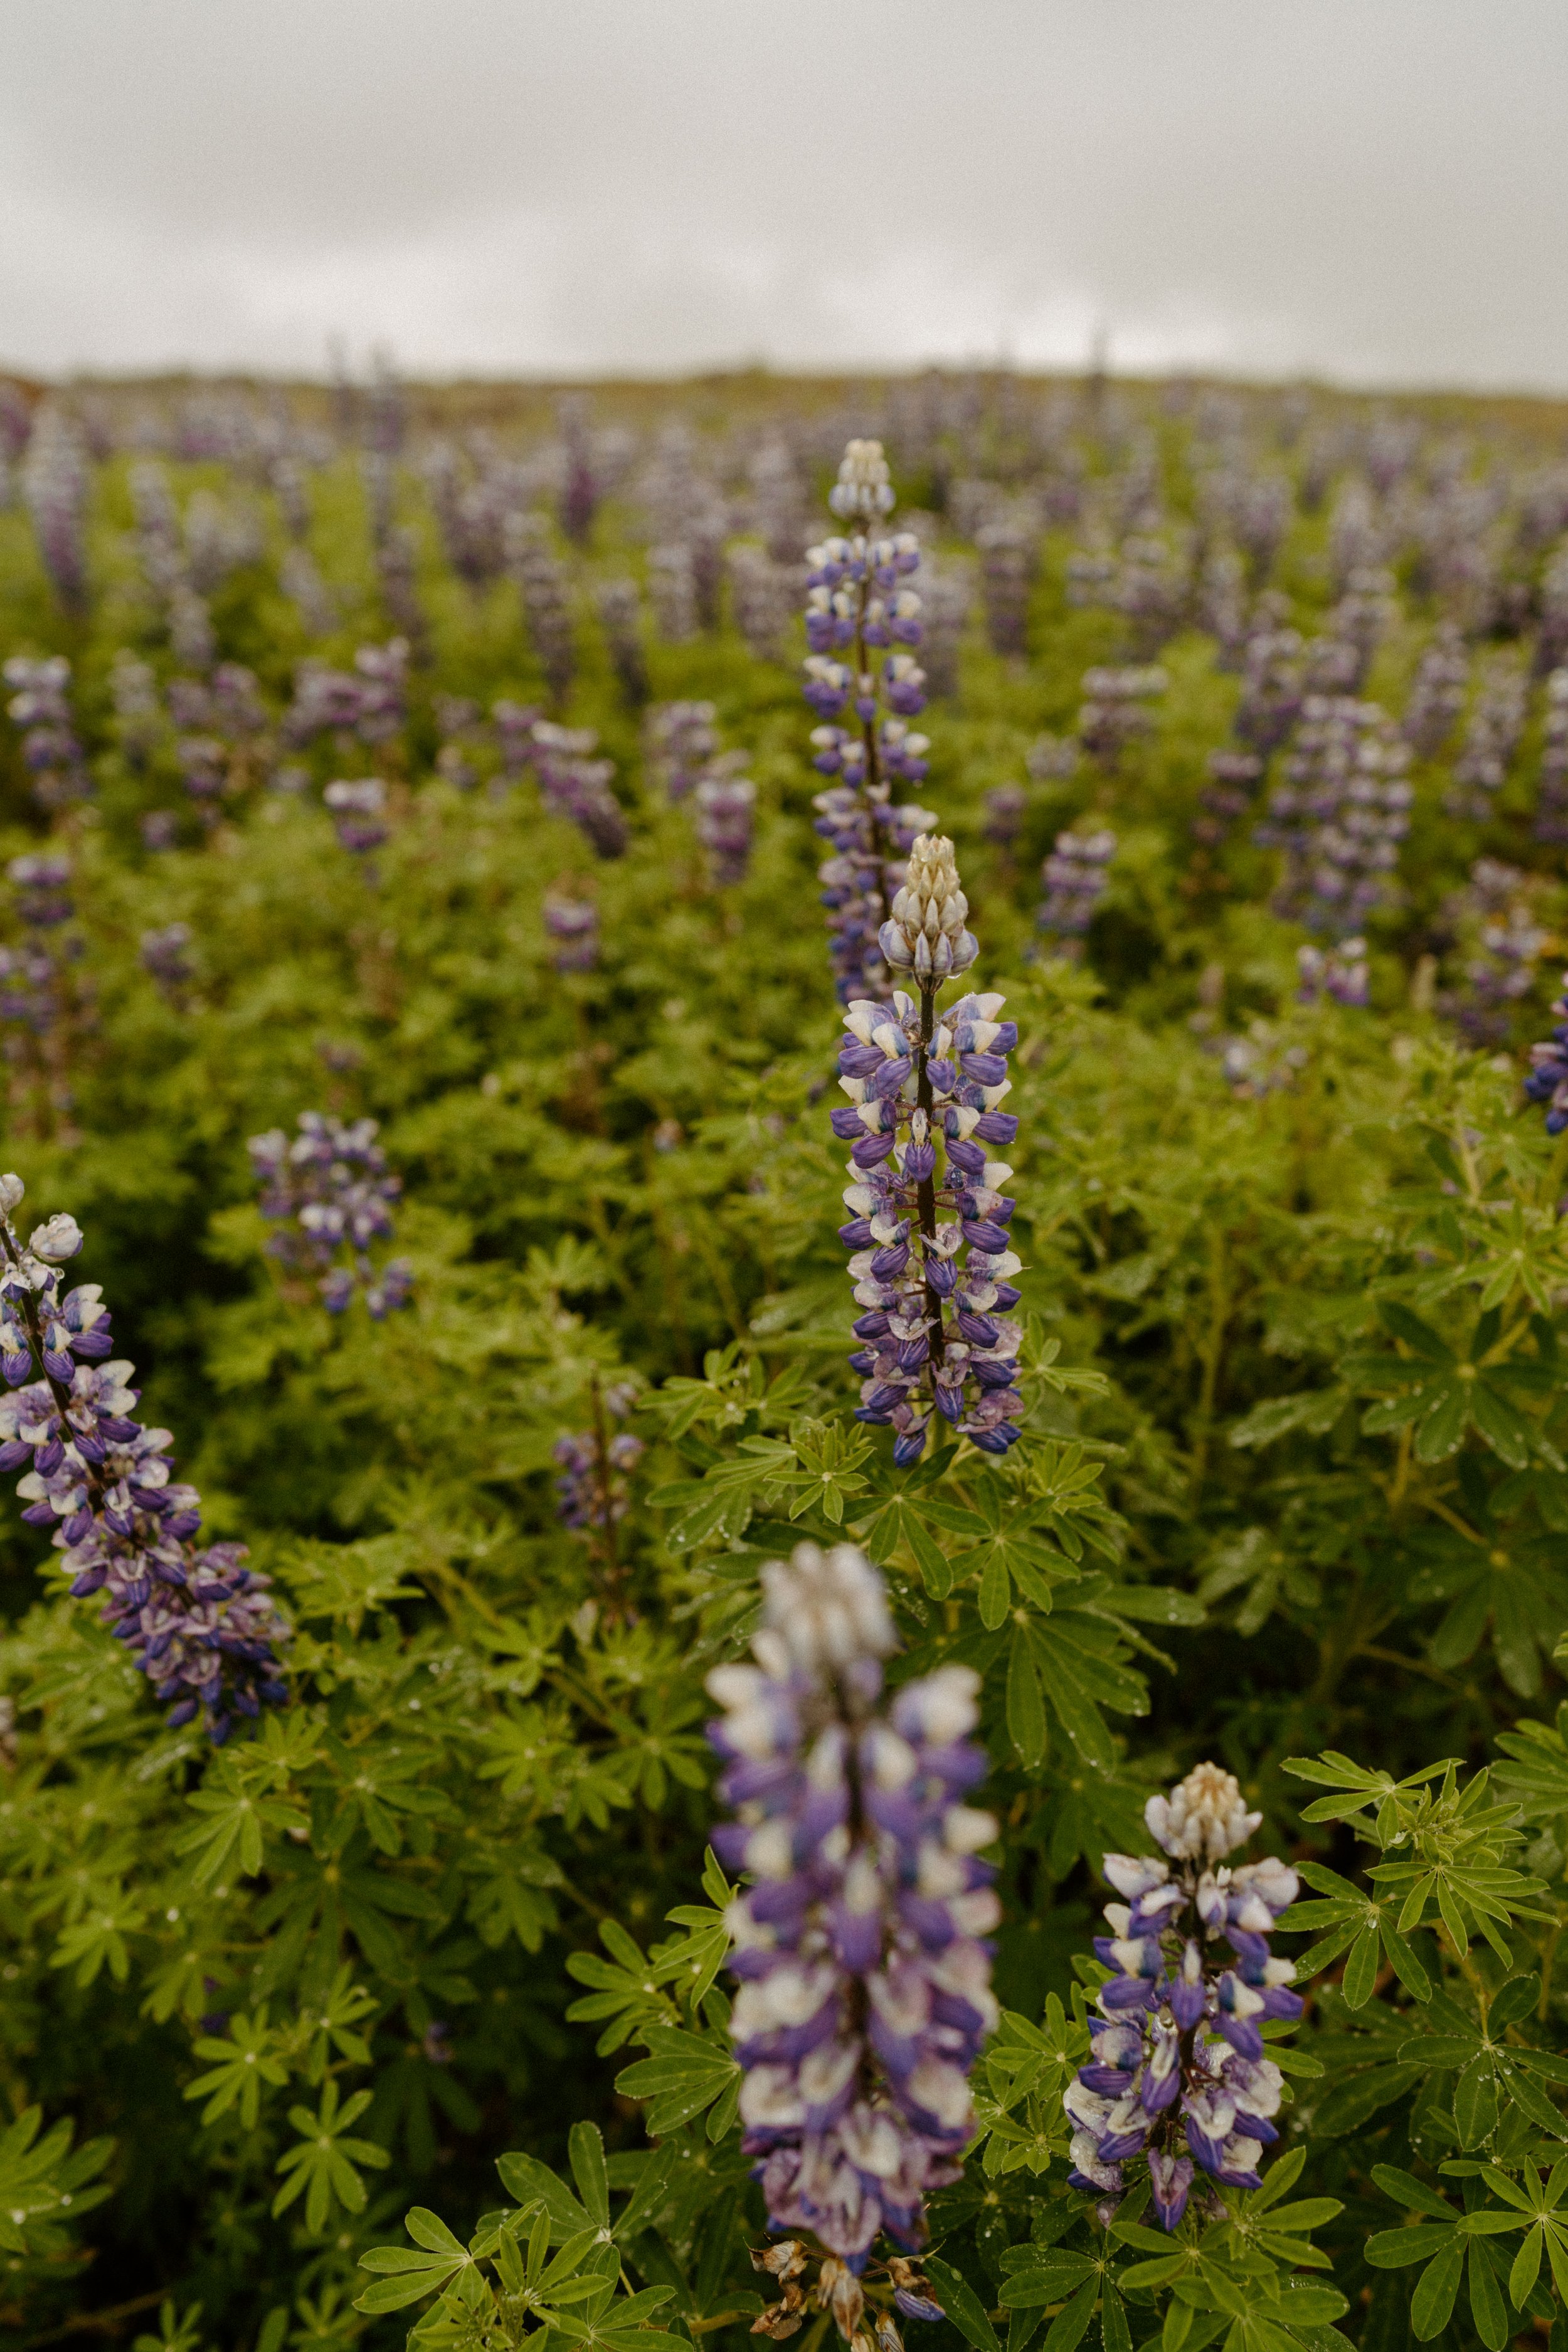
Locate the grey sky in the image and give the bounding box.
[2,0,1564,390]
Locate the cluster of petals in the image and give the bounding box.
[832,967,1023,1462]
[248,1112,413,1319]
[813,792,935,1005]
[1037,830,1116,948]
[1064,1764,1301,2230]
[0,1181,288,1739]
[553,1384,643,1531]
[800,445,934,1006]
[3,657,92,808]
[709,1543,998,2265]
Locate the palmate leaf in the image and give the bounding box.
[356,2205,474,2314]
[175,1767,307,1888]
[613,2023,740,2139]
[272,2079,389,2232]
[0,2107,114,2254]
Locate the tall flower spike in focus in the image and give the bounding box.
[806,442,936,1002]
[710,1540,995,2326]
[1064,1762,1301,2230]
[0,1177,289,1739]
[832,837,1024,1463]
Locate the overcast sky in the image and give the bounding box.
[1,0,1564,392]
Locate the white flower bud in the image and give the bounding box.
[29,1214,83,1263]
[879,835,979,980]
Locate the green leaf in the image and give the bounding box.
[1510,2228,1544,2308]
[1000,2258,1097,2308]
[1454,2058,1500,2148]
[1342,1922,1382,2009]
[1044,2279,1100,2352]
[1032,1638,1113,1770]
[1490,1974,1541,2029]
[1411,2235,1465,2339]
[1007,1631,1046,1766]
[1367,2228,1458,2269]
[1467,2233,1510,2351]
[1370,2167,1454,2222]
[926,2257,1002,2352]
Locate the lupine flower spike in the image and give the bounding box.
[832,839,1024,1463]
[807,443,936,1002]
[0,1178,289,1738]
[1525,975,1568,1132]
[1064,1762,1301,2228]
[711,1540,995,2328]
[248,1114,413,1317]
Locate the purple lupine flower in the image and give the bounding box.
[22,408,90,615]
[1445,653,1528,822]
[1078,667,1166,773]
[140,923,194,997]
[1525,974,1568,1132]
[0,1174,289,1740]
[177,736,227,813]
[532,723,628,859]
[833,839,1025,1465]
[324,778,389,857]
[543,893,600,973]
[1064,1762,1300,2228]
[730,545,801,664]
[280,545,337,638]
[917,562,972,699]
[1256,697,1412,936]
[422,442,510,590]
[1296,938,1369,1010]
[645,701,719,802]
[975,516,1037,657]
[1535,670,1568,846]
[553,1381,642,1531]
[3,657,92,811]
[1232,619,1306,759]
[1111,536,1189,659]
[282,642,407,752]
[1191,751,1264,851]
[558,395,600,547]
[352,640,410,746]
[1436,861,1547,1046]
[711,1540,997,2286]
[981,784,1028,847]
[433,695,484,794]
[492,699,544,790]
[248,1113,413,1318]
[804,445,936,1004]
[648,544,699,644]
[9,854,73,933]
[141,813,179,852]
[1403,623,1470,760]
[109,652,164,770]
[696,760,757,888]
[0,855,79,1087]
[506,511,577,707]
[1025,733,1079,784]
[596,578,650,705]
[1037,830,1116,953]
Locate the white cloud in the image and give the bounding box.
[0,0,1564,390]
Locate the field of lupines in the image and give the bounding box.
[5,365,1568,2352]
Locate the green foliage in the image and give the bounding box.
[6,369,1568,2351]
